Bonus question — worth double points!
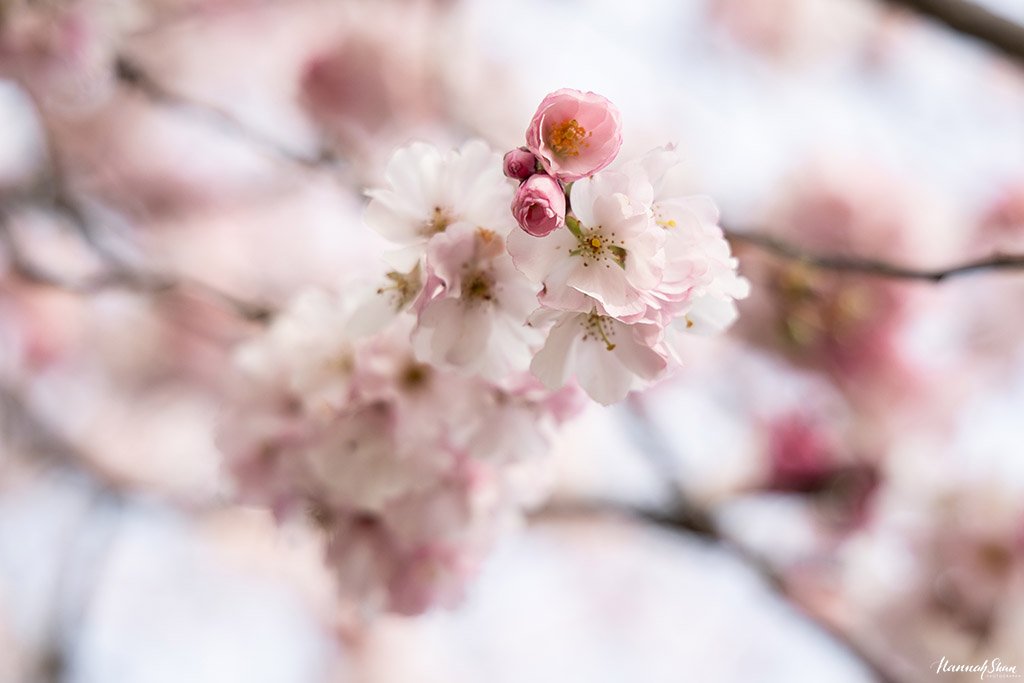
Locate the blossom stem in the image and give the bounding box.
[565,214,583,240]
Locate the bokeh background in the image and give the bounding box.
[2,0,1024,681]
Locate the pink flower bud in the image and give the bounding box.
[502,147,537,181]
[525,88,623,182]
[512,174,566,237]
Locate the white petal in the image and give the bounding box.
[574,339,635,406]
[530,314,582,390]
[506,225,577,283]
[683,294,740,335]
[611,323,668,381]
[678,195,720,225]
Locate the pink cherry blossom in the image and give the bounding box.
[220,279,574,615]
[525,88,623,182]
[507,171,664,320]
[511,174,566,237]
[503,147,538,181]
[617,147,749,332]
[216,92,750,620]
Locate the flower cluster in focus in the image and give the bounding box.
[503,89,750,404]
[220,88,747,616]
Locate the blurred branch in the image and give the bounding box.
[0,383,128,493]
[536,499,780,588]
[113,55,340,170]
[724,227,1024,282]
[0,383,127,682]
[881,0,1024,66]
[0,216,273,322]
[111,54,1024,287]
[3,89,275,323]
[557,397,905,683]
[538,499,900,681]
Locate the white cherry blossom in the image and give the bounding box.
[364,140,516,267]
[530,309,669,405]
[507,171,664,319]
[620,147,751,332]
[412,222,542,380]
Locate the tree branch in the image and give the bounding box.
[0,383,128,493]
[537,499,900,681]
[564,397,906,683]
[114,55,340,170]
[110,54,1024,286]
[881,0,1024,66]
[724,227,1024,282]
[0,215,273,322]
[2,89,276,323]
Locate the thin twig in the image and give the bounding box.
[882,0,1024,66]
[0,384,128,493]
[0,216,273,322]
[110,53,1024,286]
[724,227,1024,282]
[2,384,130,682]
[585,397,905,683]
[114,55,340,170]
[2,90,276,322]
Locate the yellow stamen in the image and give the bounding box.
[548,119,590,157]
[376,265,422,311]
[465,271,493,301]
[589,236,603,249]
[424,206,451,235]
[585,312,617,351]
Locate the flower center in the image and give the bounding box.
[570,229,626,269]
[464,270,494,302]
[581,312,617,351]
[401,361,432,390]
[548,119,590,157]
[423,206,453,236]
[377,264,422,311]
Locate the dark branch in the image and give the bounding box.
[0,383,127,492]
[111,54,1024,286]
[114,55,339,170]
[569,397,906,683]
[0,216,273,322]
[882,0,1024,66]
[724,227,1024,282]
[536,499,900,682]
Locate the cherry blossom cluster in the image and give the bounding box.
[220,88,747,615]
[503,89,750,404]
[368,89,749,405]
[219,288,579,616]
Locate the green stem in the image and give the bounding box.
[565,214,583,239]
